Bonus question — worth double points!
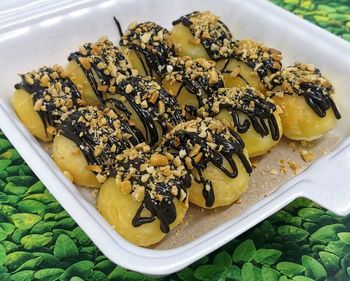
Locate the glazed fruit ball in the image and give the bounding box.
[12,65,84,142]
[271,63,341,141]
[119,21,177,79]
[198,87,283,157]
[97,145,191,246]
[215,39,283,94]
[66,37,133,105]
[107,75,184,146]
[160,117,252,209]
[171,11,234,60]
[52,106,144,188]
[161,56,224,117]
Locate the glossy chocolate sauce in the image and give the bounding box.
[118,21,176,77]
[219,39,283,90]
[297,83,341,119]
[116,151,191,233]
[15,67,82,135]
[173,11,234,61]
[278,64,341,119]
[58,107,144,176]
[204,88,280,141]
[162,119,252,207]
[163,58,224,111]
[68,39,133,102]
[108,75,184,146]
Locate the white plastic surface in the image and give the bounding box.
[0,0,350,276]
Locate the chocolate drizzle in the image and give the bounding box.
[302,83,341,119]
[275,63,341,119]
[15,66,83,136]
[163,57,224,109]
[68,38,133,102]
[199,87,280,141]
[115,147,191,233]
[172,12,282,89]
[132,173,191,233]
[219,39,283,90]
[173,11,234,60]
[58,106,144,177]
[162,118,252,207]
[119,21,176,77]
[107,75,184,146]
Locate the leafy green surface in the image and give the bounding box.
[271,0,350,41]
[2,1,350,280]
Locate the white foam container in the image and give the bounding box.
[0,0,350,276]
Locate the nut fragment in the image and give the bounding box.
[96,174,107,183]
[46,126,57,136]
[125,84,133,93]
[93,147,102,157]
[149,153,169,166]
[40,74,50,87]
[189,37,201,45]
[185,157,194,170]
[288,160,298,173]
[208,69,219,84]
[79,57,91,70]
[270,169,278,175]
[141,173,150,183]
[251,159,258,168]
[149,91,159,103]
[141,32,151,43]
[158,101,165,115]
[98,85,108,92]
[33,99,43,111]
[194,152,203,163]
[189,144,201,158]
[197,58,211,69]
[171,186,178,196]
[132,185,145,202]
[300,149,315,162]
[173,156,182,167]
[179,149,186,159]
[120,180,132,194]
[85,165,102,173]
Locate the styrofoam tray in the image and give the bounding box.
[0,0,350,276]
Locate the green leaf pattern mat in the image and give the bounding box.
[1,0,350,280]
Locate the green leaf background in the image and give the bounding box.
[2,1,350,280]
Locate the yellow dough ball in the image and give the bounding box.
[119,47,148,77]
[65,60,99,106]
[161,57,224,116]
[12,66,83,142]
[66,38,133,105]
[161,118,252,208]
[119,22,176,79]
[12,89,50,142]
[52,134,100,188]
[170,11,234,60]
[97,146,191,246]
[52,106,143,188]
[239,111,282,157]
[271,63,341,141]
[273,93,337,141]
[215,39,283,94]
[198,87,283,157]
[189,154,250,208]
[170,23,209,59]
[97,178,188,246]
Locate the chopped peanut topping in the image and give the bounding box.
[150,153,169,166]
